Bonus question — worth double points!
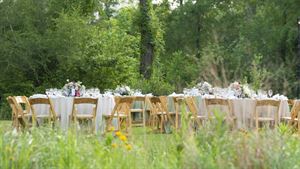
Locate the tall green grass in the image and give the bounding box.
[1,117,300,169]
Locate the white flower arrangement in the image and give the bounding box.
[229,81,241,91]
[188,81,256,98]
[114,85,133,96]
[241,84,254,98]
[196,81,213,94]
[229,81,242,97]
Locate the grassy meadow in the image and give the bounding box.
[1,118,300,169]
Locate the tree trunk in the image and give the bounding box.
[195,13,201,58]
[179,0,183,6]
[297,17,300,97]
[139,0,154,79]
[279,9,287,63]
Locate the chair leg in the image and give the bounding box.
[160,116,164,133]
[92,118,95,133]
[298,120,300,134]
[118,117,122,131]
[150,115,156,131]
[142,110,146,127]
[175,103,179,131]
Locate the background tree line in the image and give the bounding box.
[0,0,299,119]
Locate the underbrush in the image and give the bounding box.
[1,117,300,169]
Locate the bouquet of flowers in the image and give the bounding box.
[229,81,242,97]
[62,80,85,97]
[229,81,257,98]
[114,85,133,96]
[241,84,254,98]
[196,81,213,95]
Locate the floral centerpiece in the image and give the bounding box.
[241,84,254,98]
[62,80,85,97]
[186,81,256,98]
[229,81,242,97]
[114,85,133,96]
[229,81,255,98]
[196,81,213,95]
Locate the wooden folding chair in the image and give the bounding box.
[281,99,295,122]
[291,102,300,131]
[29,97,58,126]
[13,96,34,128]
[185,97,206,126]
[173,96,184,130]
[288,99,295,107]
[160,96,176,122]
[71,98,98,132]
[7,96,18,127]
[205,98,236,127]
[130,96,146,127]
[147,96,174,133]
[254,99,280,130]
[104,96,134,133]
[280,100,300,130]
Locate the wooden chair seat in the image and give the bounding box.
[75,114,94,119]
[169,111,176,115]
[156,111,176,115]
[16,113,32,117]
[191,115,207,119]
[104,113,128,118]
[282,116,298,121]
[156,111,167,115]
[281,116,291,120]
[131,108,143,112]
[231,116,237,120]
[35,114,52,118]
[257,117,275,121]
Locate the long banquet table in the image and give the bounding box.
[30,95,294,132]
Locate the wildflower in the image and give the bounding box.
[108,126,115,132]
[115,131,122,137]
[5,146,11,152]
[125,144,132,151]
[119,135,127,142]
[111,143,118,148]
[28,138,33,145]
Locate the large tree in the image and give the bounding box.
[139,0,154,79]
